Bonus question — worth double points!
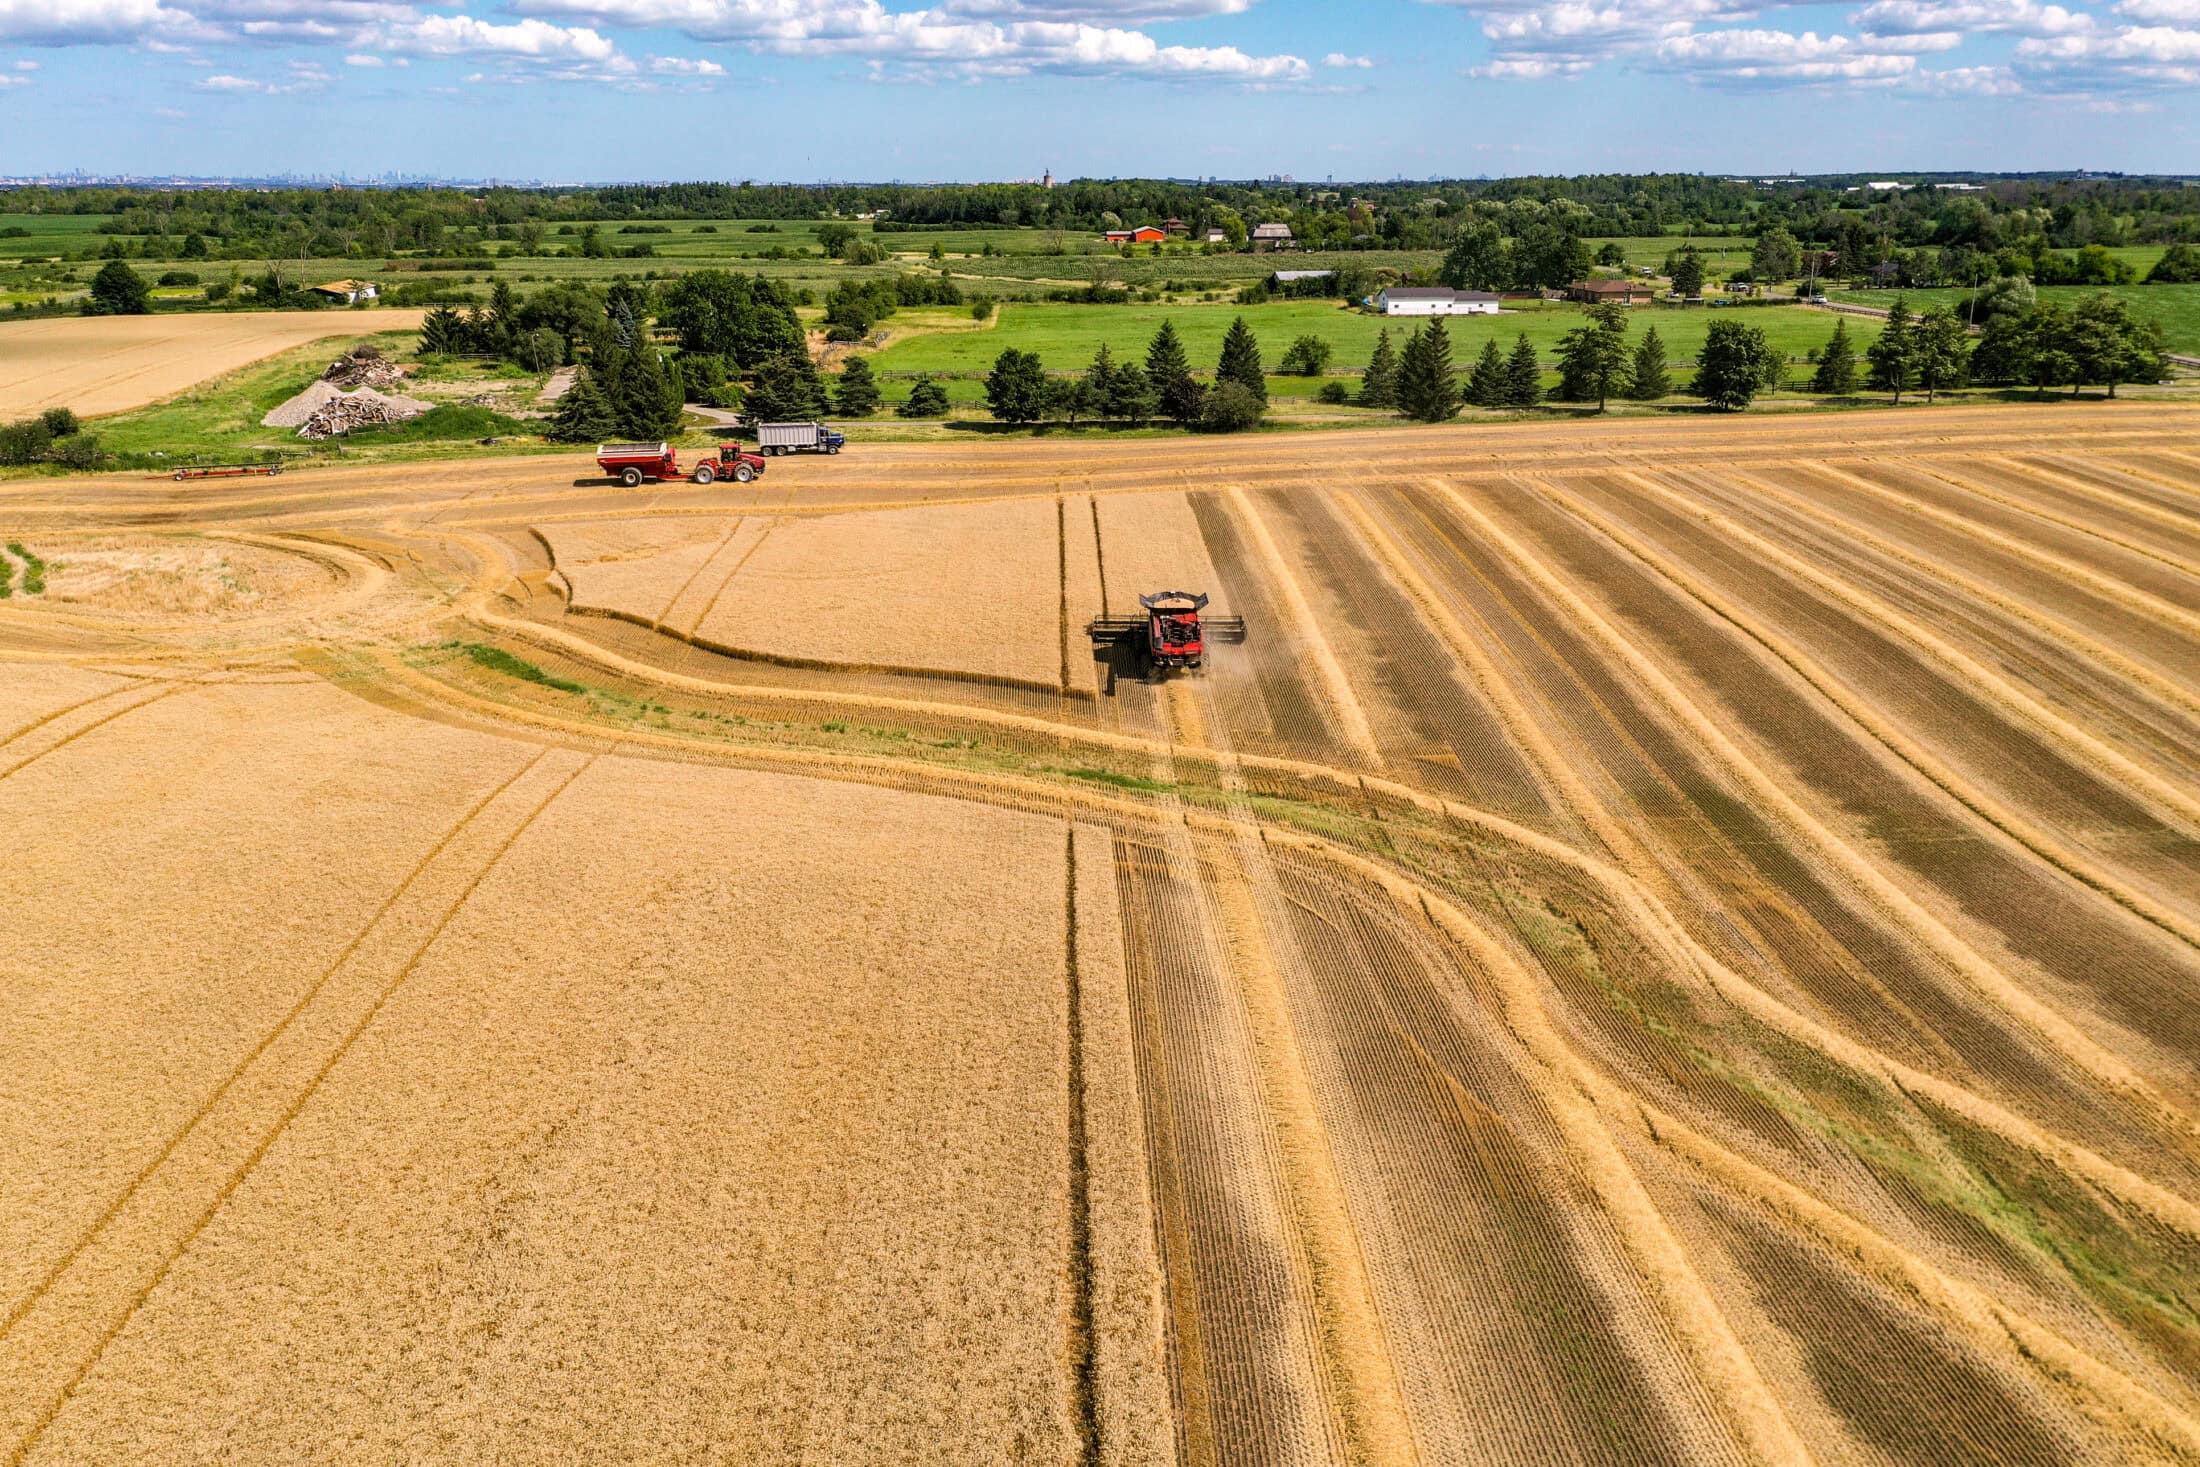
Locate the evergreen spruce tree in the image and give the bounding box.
[1630,324,1670,400]
[1505,333,1542,407]
[547,369,619,444]
[1553,302,1630,410]
[834,356,882,416]
[1395,321,1462,422]
[1812,317,1858,395]
[1359,328,1398,408]
[1144,319,1202,425]
[419,304,466,356]
[1866,295,1916,404]
[1085,342,1120,418]
[897,375,950,418]
[1217,315,1267,403]
[1467,337,1510,407]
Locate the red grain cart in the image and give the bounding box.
[595,442,766,487]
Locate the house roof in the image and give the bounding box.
[313,279,371,293]
[1571,278,1646,293]
[1271,270,1334,282]
[1380,287,1460,300]
[1251,222,1293,237]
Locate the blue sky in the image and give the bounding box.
[1,0,2194,179]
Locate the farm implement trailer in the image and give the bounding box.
[595,442,767,488]
[1087,591,1248,678]
[155,462,286,481]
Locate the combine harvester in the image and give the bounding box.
[595,442,766,487]
[1087,591,1248,679]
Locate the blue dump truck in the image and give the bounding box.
[757,421,847,456]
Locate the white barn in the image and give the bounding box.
[1377,286,1499,317]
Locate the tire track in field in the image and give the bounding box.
[0,674,228,783]
[1435,478,2190,1128]
[2003,456,2200,545]
[3,748,598,1467]
[1554,471,2200,952]
[0,743,552,1343]
[1062,827,1100,1467]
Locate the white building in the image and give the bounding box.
[1376,286,1499,317]
[308,279,379,305]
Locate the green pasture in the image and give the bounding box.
[863,298,1876,384]
[1829,283,2200,354]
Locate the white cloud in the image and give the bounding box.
[2113,0,2200,19]
[1323,50,1372,65]
[2016,22,2200,84]
[366,12,622,61]
[0,71,27,82]
[14,56,40,66]
[1655,27,1919,79]
[342,49,379,62]
[937,0,1255,16]
[511,0,1309,81]
[650,51,723,69]
[0,0,191,44]
[1468,53,1594,74]
[1850,0,2090,37]
[1902,59,2021,87]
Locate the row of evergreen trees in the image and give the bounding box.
[982,318,1268,431]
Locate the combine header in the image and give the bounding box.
[1087,591,1247,677]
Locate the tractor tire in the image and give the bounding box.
[692,463,716,485]
[173,470,188,481]
[620,467,643,488]
[732,464,755,483]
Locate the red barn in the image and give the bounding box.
[1103,226,1169,244]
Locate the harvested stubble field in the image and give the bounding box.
[1,402,2198,1466]
[0,308,429,418]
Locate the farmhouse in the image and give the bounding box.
[1250,221,1295,251]
[1204,228,1228,243]
[308,279,379,305]
[1103,226,1168,244]
[1567,278,1653,304]
[1162,218,1190,236]
[1376,286,1500,317]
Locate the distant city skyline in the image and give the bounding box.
[2,0,2194,178]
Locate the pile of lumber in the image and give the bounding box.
[294,386,433,439]
[321,345,406,390]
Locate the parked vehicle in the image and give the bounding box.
[756,421,846,456]
[594,442,766,487]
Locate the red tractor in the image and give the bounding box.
[1087,591,1247,677]
[595,441,766,487]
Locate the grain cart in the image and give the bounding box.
[1087,591,1247,676]
[756,421,846,456]
[594,442,766,487]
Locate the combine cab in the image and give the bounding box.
[1087,591,1248,677]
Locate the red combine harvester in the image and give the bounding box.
[1087,591,1248,677]
[595,441,766,487]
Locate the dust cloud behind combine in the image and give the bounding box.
[1,405,2197,1465]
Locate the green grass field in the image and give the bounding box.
[78,330,550,468]
[1829,283,2200,354]
[863,298,1875,391]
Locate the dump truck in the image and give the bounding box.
[595,442,766,487]
[1087,591,1248,676]
[756,421,846,456]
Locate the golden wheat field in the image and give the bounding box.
[0,309,429,418]
[1,404,2197,1465]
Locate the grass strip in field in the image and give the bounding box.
[451,640,584,694]
[6,545,41,597]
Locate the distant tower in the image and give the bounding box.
[1043,168,1055,190]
